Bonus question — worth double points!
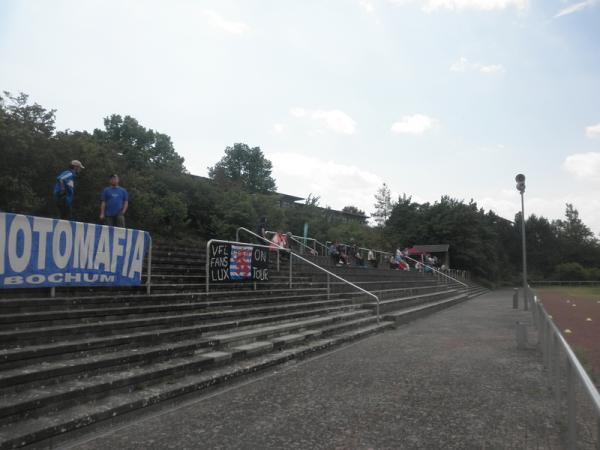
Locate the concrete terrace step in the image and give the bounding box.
[0,288,331,312]
[0,312,375,392]
[0,311,376,421]
[362,288,463,313]
[0,308,352,366]
[0,300,365,345]
[0,293,353,326]
[0,298,357,331]
[468,287,489,298]
[0,320,394,450]
[382,292,469,324]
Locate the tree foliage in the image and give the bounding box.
[372,183,393,226]
[208,143,276,193]
[5,92,600,284]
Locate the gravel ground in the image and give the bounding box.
[71,290,563,450]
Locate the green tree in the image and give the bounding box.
[94,114,185,172]
[342,205,367,224]
[372,183,393,226]
[208,143,276,193]
[553,262,587,280]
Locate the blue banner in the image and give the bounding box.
[0,213,149,289]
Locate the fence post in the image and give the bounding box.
[567,358,577,449]
[513,288,519,309]
[146,237,152,295]
[327,273,330,300]
[205,241,210,294]
[289,254,293,288]
[553,333,561,416]
[546,322,553,382]
[277,249,280,272]
[50,287,56,298]
[544,320,551,368]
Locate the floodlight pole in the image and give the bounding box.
[515,173,528,311]
[520,190,528,310]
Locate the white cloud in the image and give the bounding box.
[390,114,436,135]
[271,123,286,134]
[267,152,382,214]
[290,107,307,118]
[585,123,600,138]
[311,110,357,134]
[450,57,505,74]
[389,0,528,12]
[359,0,376,12]
[555,0,597,18]
[204,10,249,34]
[290,108,357,134]
[564,152,600,179]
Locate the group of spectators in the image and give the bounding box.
[53,160,129,227]
[327,241,376,268]
[389,249,445,273]
[256,218,449,275]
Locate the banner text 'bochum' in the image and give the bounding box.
[0,213,149,288]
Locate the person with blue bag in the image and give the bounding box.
[53,160,85,220]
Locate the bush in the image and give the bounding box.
[553,262,587,281]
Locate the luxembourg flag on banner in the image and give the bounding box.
[230,245,253,280]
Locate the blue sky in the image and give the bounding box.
[1,0,600,229]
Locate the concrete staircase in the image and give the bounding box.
[0,241,486,449]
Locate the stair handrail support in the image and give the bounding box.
[235,227,381,322]
[403,255,468,288]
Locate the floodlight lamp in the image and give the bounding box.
[515,174,526,193]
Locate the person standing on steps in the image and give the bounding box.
[100,174,129,227]
[256,216,268,240]
[53,160,85,220]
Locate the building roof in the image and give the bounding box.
[278,193,304,202]
[411,244,450,253]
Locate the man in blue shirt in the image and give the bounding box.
[100,174,129,227]
[53,160,85,220]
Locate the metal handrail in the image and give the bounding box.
[264,230,317,256]
[235,227,381,321]
[146,236,153,295]
[292,235,328,255]
[403,255,469,288]
[287,235,319,256]
[532,293,600,447]
[236,227,274,247]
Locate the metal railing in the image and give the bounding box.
[234,227,381,321]
[292,235,328,256]
[264,230,319,257]
[445,268,469,281]
[359,247,393,267]
[403,255,469,288]
[146,236,153,294]
[530,292,600,449]
[531,280,600,287]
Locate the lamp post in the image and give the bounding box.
[515,174,528,310]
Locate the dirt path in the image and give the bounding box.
[538,287,600,381]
